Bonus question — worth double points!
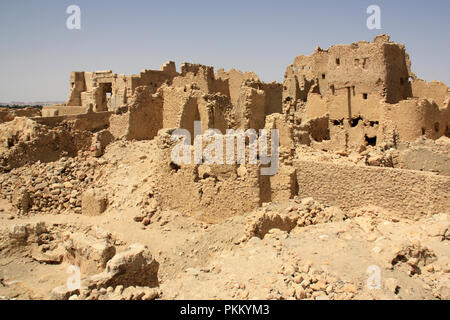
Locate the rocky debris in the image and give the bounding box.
[0,34,449,302]
[81,188,108,216]
[0,156,96,215]
[91,130,114,157]
[31,244,64,264]
[389,242,437,276]
[361,147,398,168]
[245,197,345,239]
[2,221,120,270]
[59,285,160,301]
[50,285,80,300]
[246,210,297,239]
[7,221,48,246]
[266,262,361,300]
[63,229,116,274]
[4,221,68,265]
[384,278,400,294]
[85,243,159,289]
[89,286,159,300]
[134,188,163,225]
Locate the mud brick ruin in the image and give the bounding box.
[0,35,449,300]
[1,34,449,220]
[40,34,448,147]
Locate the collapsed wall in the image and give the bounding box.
[0,117,92,172]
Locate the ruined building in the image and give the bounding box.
[283,34,449,150]
[1,34,449,222]
[38,34,449,153]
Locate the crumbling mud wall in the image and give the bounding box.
[152,129,263,223]
[109,86,163,141]
[197,94,234,134]
[215,68,259,106]
[42,105,91,117]
[147,128,299,223]
[34,112,111,132]
[64,61,178,113]
[0,117,92,172]
[380,98,449,142]
[236,84,266,131]
[294,159,450,217]
[0,107,41,124]
[411,79,449,108]
[172,63,229,97]
[395,137,450,176]
[45,33,448,154]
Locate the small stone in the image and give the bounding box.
[372,246,383,254]
[142,217,151,226]
[142,289,158,300]
[343,234,353,241]
[295,287,307,299]
[294,274,304,284]
[343,283,358,294]
[51,285,79,300]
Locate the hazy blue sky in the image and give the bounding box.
[0,0,449,102]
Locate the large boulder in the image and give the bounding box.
[63,231,116,274]
[87,243,159,289]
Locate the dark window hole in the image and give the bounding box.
[365,135,377,146]
[333,119,343,126]
[169,161,181,172]
[350,117,363,127]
